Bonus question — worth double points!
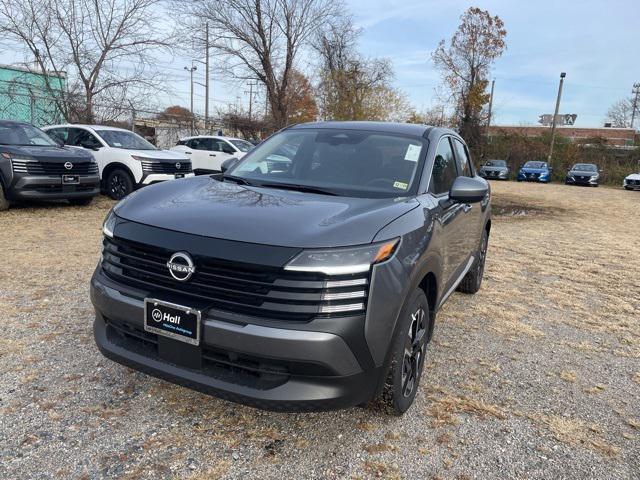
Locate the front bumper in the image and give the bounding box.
[9,174,100,200]
[480,170,508,180]
[517,173,550,182]
[140,173,195,185]
[90,267,382,411]
[566,176,598,186]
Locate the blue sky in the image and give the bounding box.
[1,0,638,126]
[349,0,639,127]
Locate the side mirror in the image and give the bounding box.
[222,146,236,155]
[221,157,239,173]
[449,176,489,204]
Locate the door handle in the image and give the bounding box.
[210,154,216,157]
[184,151,192,154]
[462,203,472,213]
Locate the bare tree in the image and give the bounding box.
[314,17,408,121]
[173,0,341,129]
[432,7,506,151]
[605,98,634,128]
[0,0,170,123]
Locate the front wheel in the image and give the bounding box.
[0,182,9,211]
[105,169,134,200]
[379,289,430,416]
[458,228,488,294]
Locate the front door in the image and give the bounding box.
[428,136,469,292]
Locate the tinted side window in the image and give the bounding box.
[429,137,458,195]
[189,138,212,150]
[452,139,472,177]
[47,128,68,144]
[68,128,100,148]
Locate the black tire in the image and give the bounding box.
[0,182,9,211]
[105,169,134,200]
[68,197,94,206]
[379,289,430,416]
[624,186,633,191]
[458,228,489,294]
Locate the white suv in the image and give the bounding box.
[43,124,193,199]
[171,136,254,174]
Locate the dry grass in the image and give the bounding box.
[426,387,506,427]
[2,183,640,478]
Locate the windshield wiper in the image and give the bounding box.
[258,182,339,196]
[223,175,257,186]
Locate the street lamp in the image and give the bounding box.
[548,72,566,170]
[184,64,198,134]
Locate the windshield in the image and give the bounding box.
[96,130,157,150]
[485,160,506,167]
[230,139,254,152]
[523,161,546,169]
[571,163,597,172]
[228,128,426,198]
[0,123,58,147]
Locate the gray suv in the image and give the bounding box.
[91,122,491,415]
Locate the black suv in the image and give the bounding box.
[91,122,491,414]
[0,120,99,210]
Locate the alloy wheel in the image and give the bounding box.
[109,174,128,199]
[401,306,427,398]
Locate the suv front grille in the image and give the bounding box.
[141,161,192,174]
[101,236,369,321]
[12,159,98,175]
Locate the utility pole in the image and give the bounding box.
[184,63,197,134]
[204,23,210,131]
[631,82,640,129]
[244,81,258,119]
[548,72,566,168]
[486,79,495,138]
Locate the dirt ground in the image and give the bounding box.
[0,182,639,479]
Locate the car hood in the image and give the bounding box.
[127,149,189,162]
[4,145,94,162]
[115,176,419,248]
[625,173,640,180]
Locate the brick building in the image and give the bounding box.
[488,125,637,147]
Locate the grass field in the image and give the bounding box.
[0,181,638,479]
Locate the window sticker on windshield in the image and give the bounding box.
[113,142,122,147]
[404,144,421,162]
[393,181,408,190]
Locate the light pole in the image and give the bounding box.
[631,82,640,129]
[184,63,198,134]
[548,72,566,169]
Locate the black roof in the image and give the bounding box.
[290,121,434,138]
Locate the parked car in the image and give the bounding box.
[0,120,99,210]
[517,160,552,183]
[43,124,193,200]
[171,135,254,174]
[479,159,509,180]
[91,121,491,415]
[623,171,640,190]
[565,163,601,186]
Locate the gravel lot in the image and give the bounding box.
[1,182,639,479]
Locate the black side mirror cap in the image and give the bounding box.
[221,157,239,173]
[449,176,489,204]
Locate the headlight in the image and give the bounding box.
[590,175,598,180]
[102,209,117,238]
[284,238,399,275]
